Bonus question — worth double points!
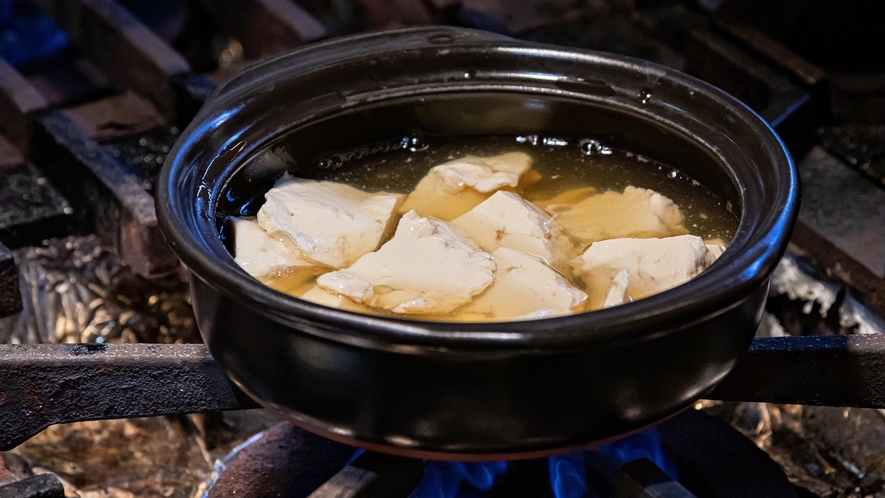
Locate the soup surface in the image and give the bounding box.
[225,135,738,322]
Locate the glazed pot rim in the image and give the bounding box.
[157,26,798,351]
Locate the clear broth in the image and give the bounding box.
[225,135,739,321]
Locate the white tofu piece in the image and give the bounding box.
[554,186,688,249]
[462,247,587,320]
[570,234,713,308]
[317,210,496,314]
[399,152,534,221]
[257,176,404,269]
[450,191,572,269]
[601,268,630,308]
[298,284,365,312]
[705,238,727,263]
[529,186,597,210]
[232,219,323,292]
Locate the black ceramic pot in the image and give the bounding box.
[157,27,798,460]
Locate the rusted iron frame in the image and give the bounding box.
[4,335,885,451]
[196,0,327,60]
[31,0,190,119]
[29,110,178,277]
[0,343,257,451]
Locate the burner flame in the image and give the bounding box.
[549,453,588,498]
[410,460,508,497]
[598,429,678,480]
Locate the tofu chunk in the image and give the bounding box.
[601,268,630,308]
[298,284,365,312]
[450,191,572,269]
[257,176,404,269]
[570,234,713,308]
[705,238,727,262]
[232,218,323,292]
[317,210,496,314]
[399,152,534,221]
[462,247,587,320]
[529,186,597,210]
[554,186,688,249]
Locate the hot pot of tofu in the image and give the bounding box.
[157,27,798,459]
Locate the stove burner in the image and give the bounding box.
[204,410,796,498]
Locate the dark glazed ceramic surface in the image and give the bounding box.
[157,27,798,459]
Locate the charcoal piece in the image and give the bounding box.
[29,111,178,277]
[102,125,181,194]
[0,473,64,498]
[0,243,21,318]
[0,163,73,248]
[791,147,885,308]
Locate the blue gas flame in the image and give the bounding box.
[548,452,589,498]
[410,461,508,498]
[598,429,678,480]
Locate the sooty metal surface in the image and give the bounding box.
[4,335,885,452]
[707,335,885,408]
[0,343,257,451]
[0,473,64,498]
